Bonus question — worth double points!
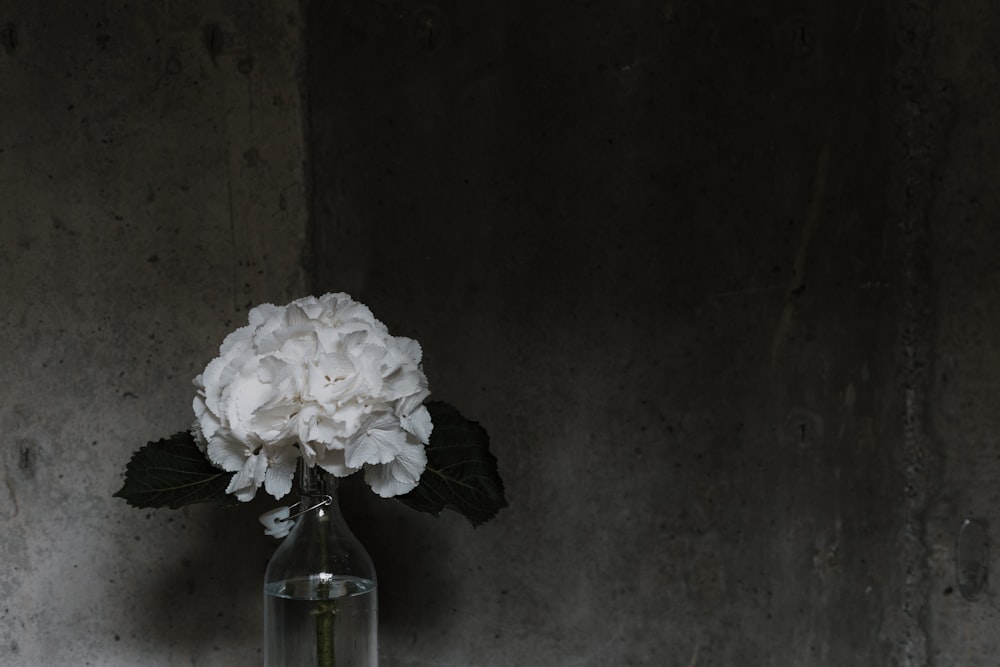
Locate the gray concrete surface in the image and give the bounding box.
[3,0,1000,665]
[307,1,1000,666]
[922,2,1000,664]
[0,1,308,665]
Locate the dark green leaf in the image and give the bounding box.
[397,401,507,526]
[113,432,237,509]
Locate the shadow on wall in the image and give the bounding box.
[122,503,274,656]
[339,475,461,636]
[119,477,463,654]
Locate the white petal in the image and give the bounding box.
[389,440,428,482]
[363,442,427,498]
[275,334,317,365]
[354,344,386,395]
[331,400,367,438]
[316,447,359,478]
[400,404,433,444]
[263,446,299,500]
[248,304,287,352]
[345,414,408,468]
[393,336,423,364]
[198,355,231,417]
[297,439,319,466]
[226,452,267,502]
[383,370,423,400]
[190,422,209,453]
[248,303,284,330]
[193,395,222,442]
[301,413,342,448]
[217,324,253,359]
[206,431,251,472]
[308,353,360,405]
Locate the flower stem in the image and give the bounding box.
[313,591,336,667]
[301,459,337,667]
[315,512,336,667]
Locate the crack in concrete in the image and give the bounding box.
[771,133,830,368]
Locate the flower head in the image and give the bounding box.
[193,293,432,500]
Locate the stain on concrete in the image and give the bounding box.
[412,7,445,52]
[17,443,35,480]
[203,23,224,61]
[1,22,17,55]
[783,408,824,450]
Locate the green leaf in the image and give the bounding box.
[397,401,507,526]
[113,432,237,509]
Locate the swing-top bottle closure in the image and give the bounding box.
[259,495,333,539]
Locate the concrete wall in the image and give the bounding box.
[3,0,1000,665]
[306,1,998,666]
[0,1,308,665]
[923,1,1000,664]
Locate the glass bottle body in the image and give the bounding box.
[264,463,377,667]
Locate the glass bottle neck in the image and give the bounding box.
[297,458,339,507]
[264,455,377,588]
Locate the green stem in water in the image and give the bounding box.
[313,523,336,666]
[312,592,336,667]
[302,461,337,667]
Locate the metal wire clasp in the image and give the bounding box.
[258,495,333,539]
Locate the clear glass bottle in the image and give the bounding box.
[264,460,378,667]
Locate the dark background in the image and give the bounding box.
[3,0,1000,665]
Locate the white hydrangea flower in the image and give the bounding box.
[192,293,432,501]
